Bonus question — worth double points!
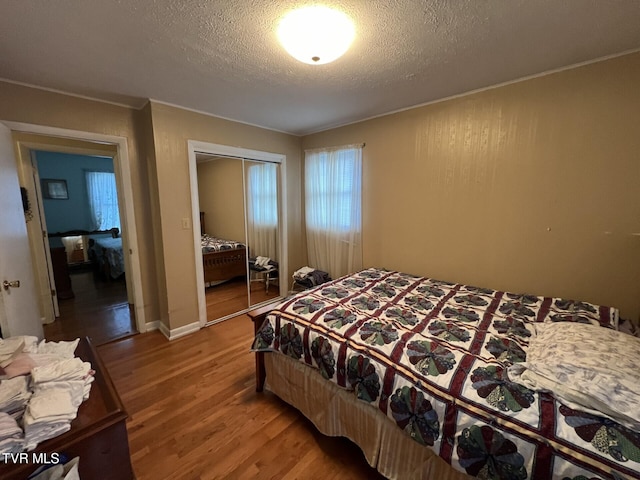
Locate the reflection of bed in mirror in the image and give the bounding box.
[200,212,247,284]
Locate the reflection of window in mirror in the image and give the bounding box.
[246,162,278,262]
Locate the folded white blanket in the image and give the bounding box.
[36,339,79,359]
[0,376,29,403]
[24,388,77,423]
[24,421,71,451]
[33,380,87,408]
[31,358,92,384]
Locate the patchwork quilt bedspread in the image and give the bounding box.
[92,236,124,278]
[253,268,640,480]
[201,234,245,253]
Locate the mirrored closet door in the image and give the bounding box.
[197,155,249,322]
[195,151,283,325]
[245,159,280,307]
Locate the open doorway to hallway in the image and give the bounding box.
[27,146,138,345]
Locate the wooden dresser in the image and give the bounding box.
[50,247,74,300]
[0,338,134,479]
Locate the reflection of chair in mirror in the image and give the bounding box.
[249,257,278,294]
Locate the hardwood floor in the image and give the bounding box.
[98,316,385,480]
[43,269,137,346]
[44,270,278,343]
[206,277,280,322]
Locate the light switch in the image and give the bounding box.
[182,217,190,229]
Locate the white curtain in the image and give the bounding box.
[246,162,278,261]
[305,144,362,279]
[86,171,121,231]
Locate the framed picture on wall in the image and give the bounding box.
[42,179,68,199]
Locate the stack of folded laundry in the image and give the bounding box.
[293,266,332,289]
[0,336,94,454]
[23,388,78,451]
[0,376,31,420]
[24,346,94,451]
[30,356,94,408]
[0,412,24,454]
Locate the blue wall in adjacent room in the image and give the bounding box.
[35,151,115,236]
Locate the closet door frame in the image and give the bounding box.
[187,140,288,327]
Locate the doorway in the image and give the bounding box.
[33,150,135,344]
[6,122,147,343]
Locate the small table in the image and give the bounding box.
[250,265,277,293]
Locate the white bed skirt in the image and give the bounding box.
[264,353,471,480]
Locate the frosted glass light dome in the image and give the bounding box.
[277,6,355,65]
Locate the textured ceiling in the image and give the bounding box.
[1,1,640,135]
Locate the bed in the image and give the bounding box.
[199,212,247,284]
[89,234,125,280]
[201,234,247,283]
[48,227,122,282]
[251,268,640,480]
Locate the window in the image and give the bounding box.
[85,171,121,230]
[305,144,362,278]
[246,162,279,260]
[247,163,277,228]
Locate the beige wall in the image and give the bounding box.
[148,102,302,330]
[302,52,640,320]
[0,84,303,333]
[5,51,636,329]
[135,103,164,326]
[197,158,246,243]
[0,82,160,326]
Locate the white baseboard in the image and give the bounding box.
[145,320,200,340]
[145,320,161,332]
[168,321,200,340]
[158,322,171,340]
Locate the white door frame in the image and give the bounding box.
[2,120,147,334]
[29,151,59,319]
[187,140,288,327]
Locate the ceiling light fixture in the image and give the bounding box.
[277,5,355,65]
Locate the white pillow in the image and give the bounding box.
[508,321,640,432]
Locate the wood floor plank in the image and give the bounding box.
[44,270,136,345]
[98,316,384,480]
[43,269,277,347]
